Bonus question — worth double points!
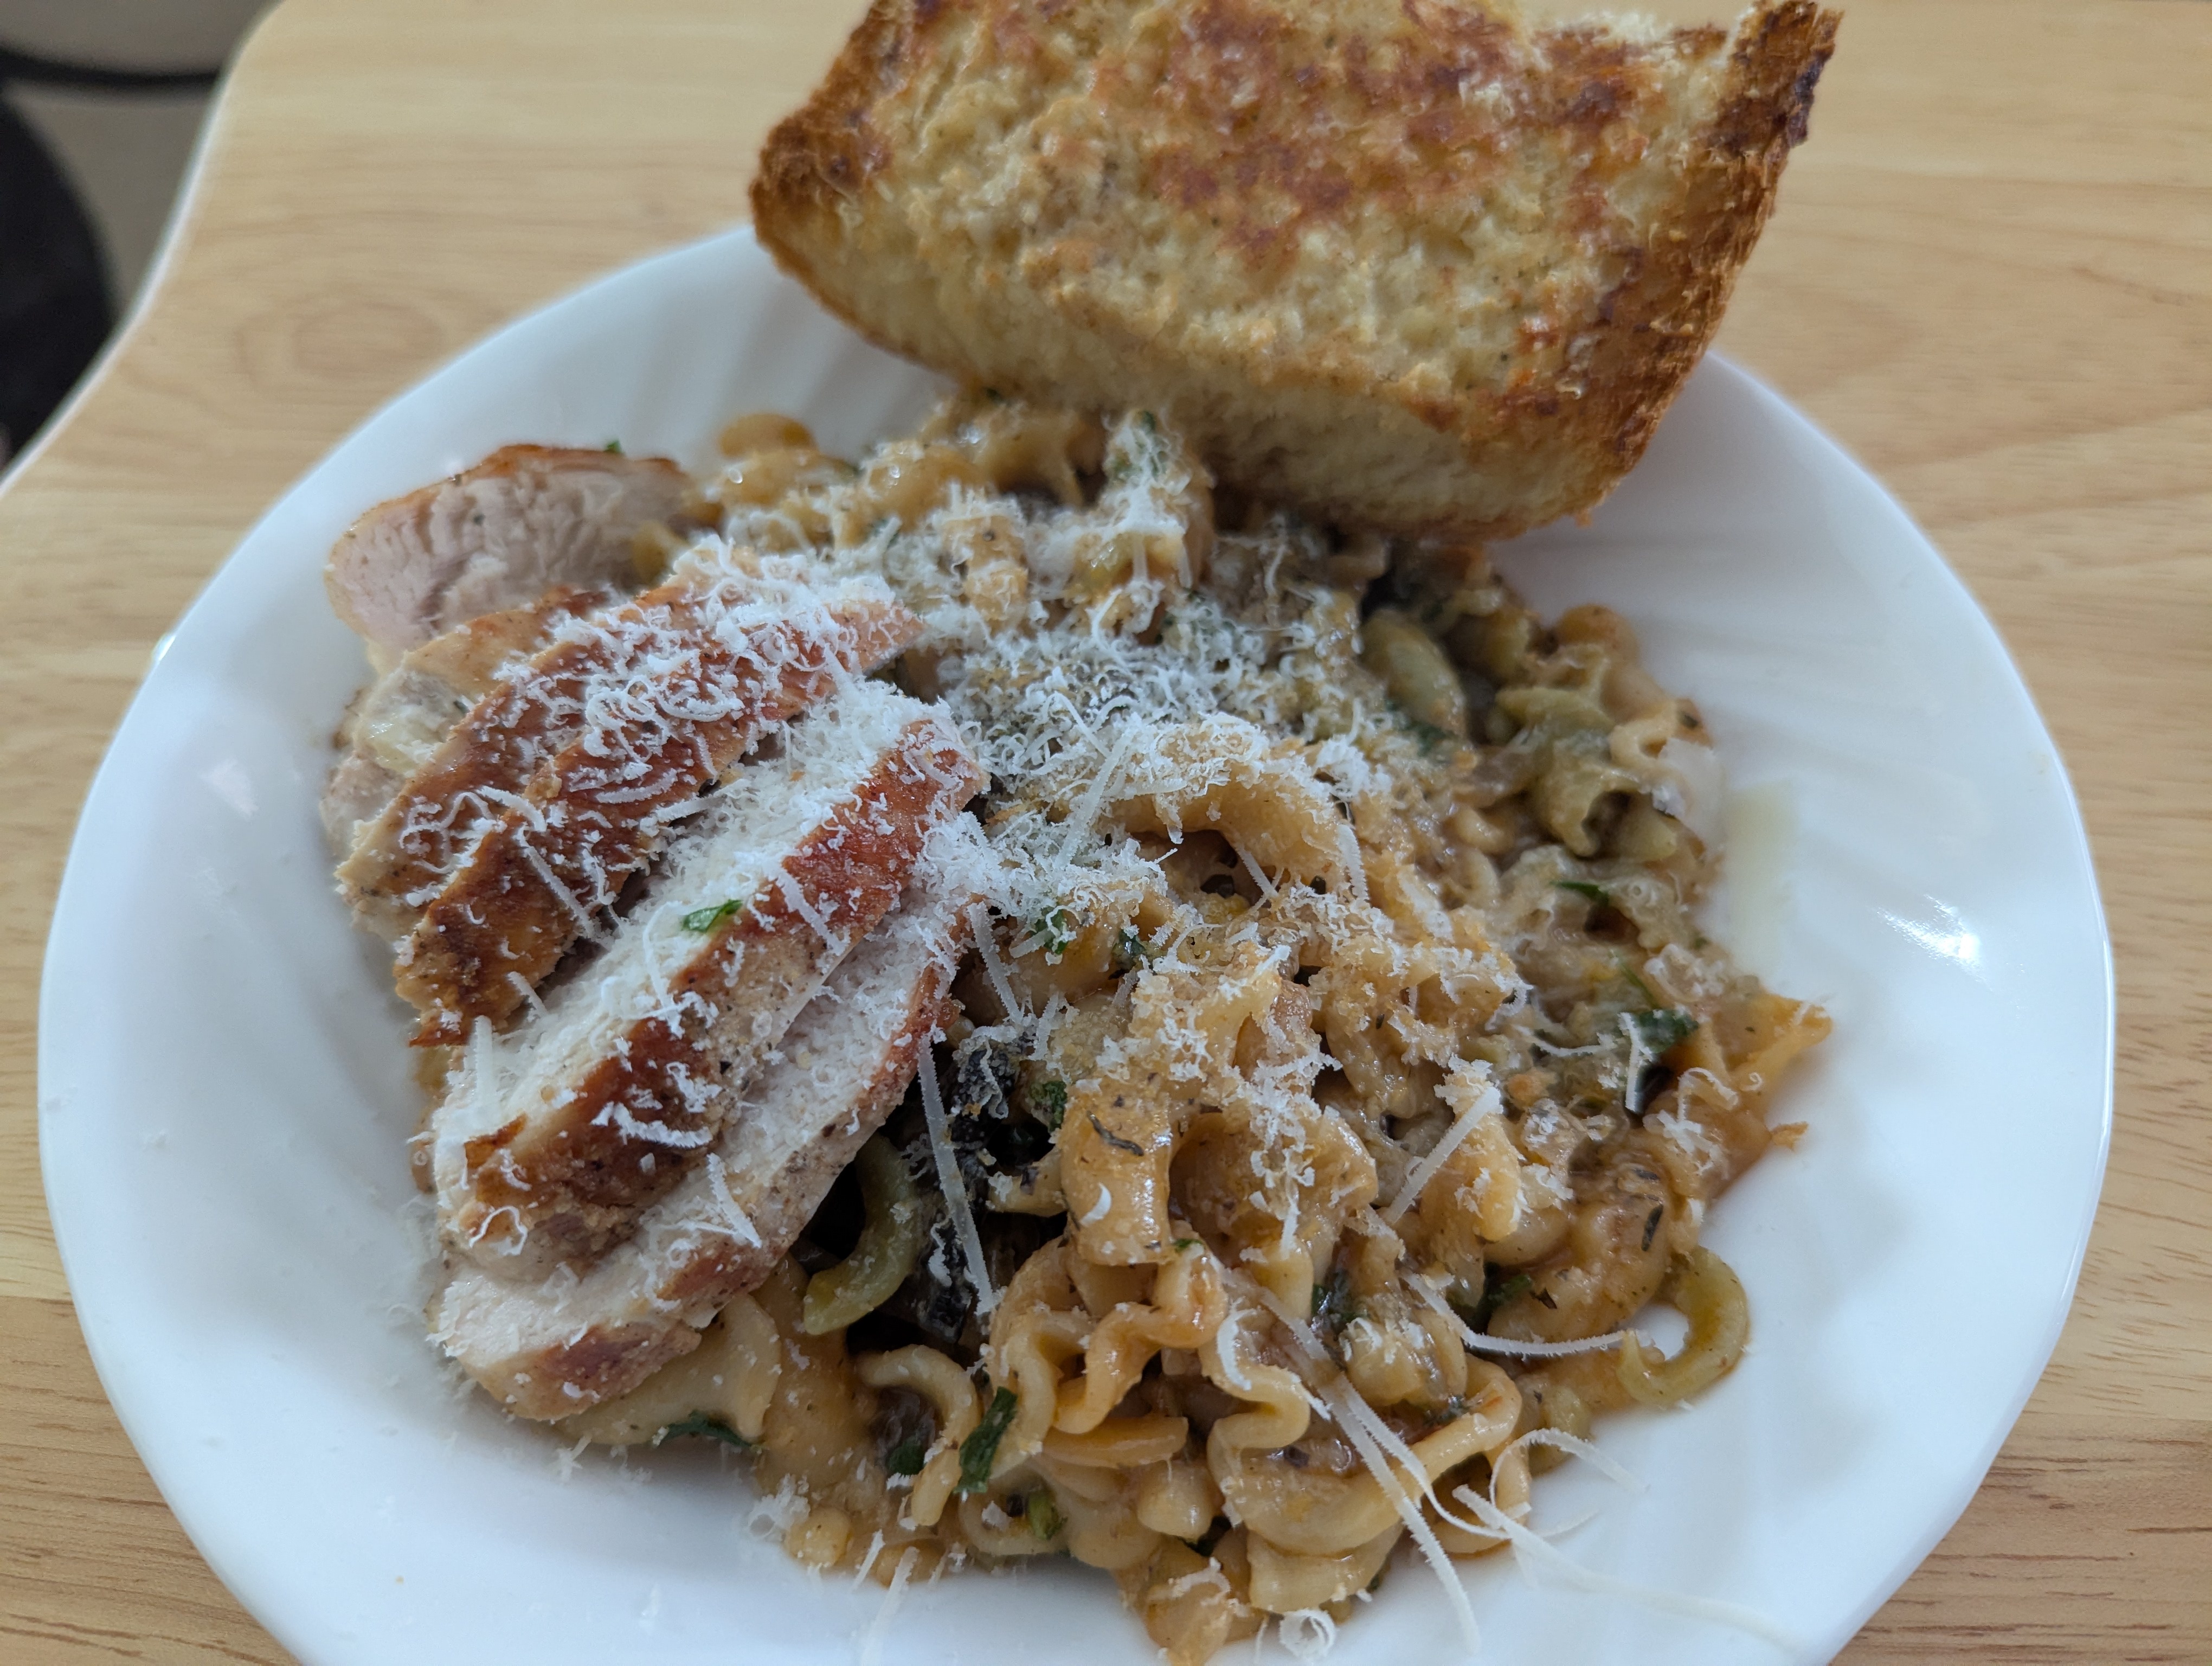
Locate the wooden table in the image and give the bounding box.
[2,2,2205,1659]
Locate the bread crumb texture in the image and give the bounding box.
[753,0,1837,537]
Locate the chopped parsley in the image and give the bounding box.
[653,1411,750,1450]
[1032,1079,1068,1130]
[1630,1007,1697,1055]
[957,1386,1020,1494]
[1172,1237,1198,1252]
[1463,1269,1534,1330]
[1396,711,1450,754]
[1423,1394,1472,1428]
[1113,925,1160,972]
[885,1433,927,1477]
[602,439,623,454]
[681,898,744,932]
[1556,879,1611,904]
[1311,1263,1361,1352]
[1030,905,1076,956]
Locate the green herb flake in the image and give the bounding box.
[681,898,745,932]
[957,1386,1020,1494]
[1030,905,1076,956]
[1399,714,1450,754]
[885,1433,927,1477]
[1311,1263,1361,1345]
[1466,1270,1535,1330]
[1425,1394,1471,1428]
[1026,1487,1065,1541]
[653,1411,751,1450]
[602,439,623,454]
[1556,880,1611,904]
[1630,1007,1698,1055]
[1032,1079,1069,1130]
[1113,925,1160,972]
[1172,1237,1198,1252]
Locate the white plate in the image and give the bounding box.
[40,228,2111,1666]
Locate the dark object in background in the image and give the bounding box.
[0,99,107,462]
[0,43,218,463]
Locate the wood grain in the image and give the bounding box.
[1,1,2205,1660]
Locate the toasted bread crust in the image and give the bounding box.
[447,714,983,1266]
[396,598,920,1040]
[1565,2,1840,488]
[751,0,1836,538]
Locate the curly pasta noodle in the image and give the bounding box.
[561,391,1830,1663]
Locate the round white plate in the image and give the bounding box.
[40,228,2111,1666]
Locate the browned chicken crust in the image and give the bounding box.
[396,596,920,1041]
[336,577,915,946]
[752,0,1837,537]
[446,712,984,1268]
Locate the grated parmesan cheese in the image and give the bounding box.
[916,1036,997,1315]
[856,1546,921,1666]
[1381,1061,1502,1226]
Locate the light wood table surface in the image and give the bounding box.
[2,2,2206,1660]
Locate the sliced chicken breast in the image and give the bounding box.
[429,679,982,1276]
[395,585,920,1041]
[336,567,910,942]
[321,586,608,857]
[430,821,987,1418]
[326,444,705,665]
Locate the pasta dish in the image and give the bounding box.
[323,390,1827,1662]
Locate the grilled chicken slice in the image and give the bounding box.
[336,568,912,941]
[321,586,609,857]
[430,822,985,1418]
[429,680,982,1276]
[321,751,404,861]
[395,586,921,1041]
[326,444,705,666]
